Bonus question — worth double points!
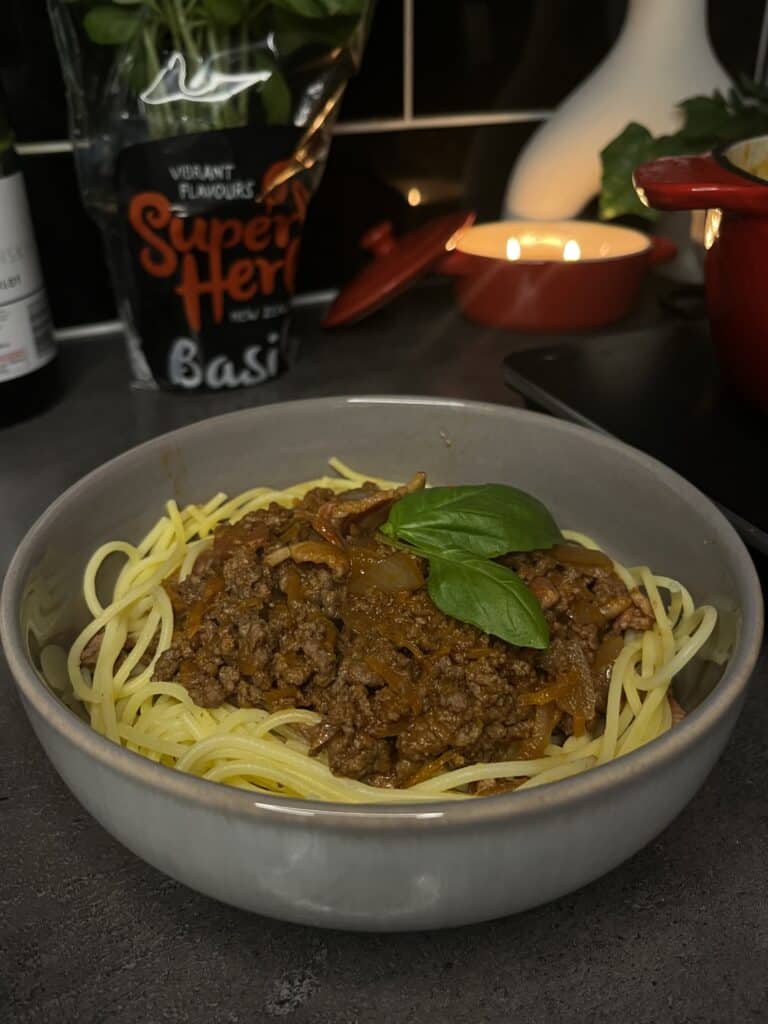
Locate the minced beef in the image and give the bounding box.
[152,481,653,787]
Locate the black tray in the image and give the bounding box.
[504,321,768,553]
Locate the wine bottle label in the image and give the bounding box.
[0,172,56,383]
[116,126,310,392]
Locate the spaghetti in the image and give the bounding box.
[56,461,718,803]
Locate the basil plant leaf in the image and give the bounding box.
[83,5,141,45]
[251,54,292,124]
[427,553,550,650]
[381,484,561,558]
[271,0,366,17]
[203,0,245,27]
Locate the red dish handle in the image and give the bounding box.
[648,234,677,266]
[360,221,397,256]
[634,154,768,214]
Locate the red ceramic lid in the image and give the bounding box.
[323,211,475,328]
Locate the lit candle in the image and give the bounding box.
[454,220,646,263]
[562,239,581,261]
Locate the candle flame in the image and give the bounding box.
[506,237,522,261]
[563,239,581,261]
[407,187,422,207]
[506,234,582,261]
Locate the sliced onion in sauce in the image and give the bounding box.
[550,543,613,570]
[347,546,425,594]
[592,634,625,676]
[570,598,608,627]
[281,564,305,603]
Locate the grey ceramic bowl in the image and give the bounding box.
[1,396,762,931]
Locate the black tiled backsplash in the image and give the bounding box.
[413,0,625,113]
[1,0,765,327]
[339,1,404,120]
[3,0,68,144]
[413,0,766,114]
[19,153,116,327]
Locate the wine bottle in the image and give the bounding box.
[0,94,59,427]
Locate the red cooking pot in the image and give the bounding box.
[635,137,768,413]
[323,215,676,332]
[440,220,676,331]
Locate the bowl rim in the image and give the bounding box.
[1,395,763,831]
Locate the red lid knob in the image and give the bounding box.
[323,210,476,328]
[360,221,396,256]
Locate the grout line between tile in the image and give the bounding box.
[330,111,550,134]
[755,0,768,81]
[16,140,77,156]
[19,111,551,156]
[403,0,414,121]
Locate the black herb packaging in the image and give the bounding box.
[49,0,372,391]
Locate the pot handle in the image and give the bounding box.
[634,154,768,213]
[648,235,678,266]
[360,221,397,256]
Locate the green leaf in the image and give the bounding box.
[599,125,708,221]
[257,57,292,124]
[379,483,558,647]
[599,79,768,222]
[83,5,141,45]
[381,484,561,559]
[427,553,549,650]
[203,0,244,28]
[677,89,768,145]
[127,43,149,94]
[271,0,366,17]
[271,8,362,54]
[599,123,660,221]
[677,93,735,141]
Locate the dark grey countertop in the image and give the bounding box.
[2,284,768,1024]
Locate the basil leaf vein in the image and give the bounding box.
[381,484,561,557]
[427,551,549,650]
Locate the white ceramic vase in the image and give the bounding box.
[503,0,731,221]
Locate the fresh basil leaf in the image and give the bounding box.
[599,122,659,221]
[270,0,326,15]
[203,0,244,28]
[127,42,149,94]
[381,484,561,558]
[678,91,768,145]
[600,80,768,222]
[252,55,292,124]
[83,5,141,44]
[677,93,735,141]
[427,552,549,650]
[271,0,366,17]
[272,9,362,54]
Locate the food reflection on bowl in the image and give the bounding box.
[0,397,761,931]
